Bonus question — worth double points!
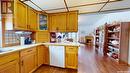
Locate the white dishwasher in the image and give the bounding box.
[49,46,65,68]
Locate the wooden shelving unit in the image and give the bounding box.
[95,29,100,49]
[104,22,130,63]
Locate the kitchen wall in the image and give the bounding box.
[78,11,130,43]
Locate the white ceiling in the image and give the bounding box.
[24,0,130,14]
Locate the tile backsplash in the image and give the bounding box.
[4,31,32,47]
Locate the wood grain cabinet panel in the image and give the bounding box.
[20,47,37,73]
[35,31,50,43]
[0,60,19,73]
[0,52,19,73]
[49,11,78,32]
[37,45,49,67]
[14,0,27,30]
[65,46,78,69]
[66,11,78,32]
[28,7,38,30]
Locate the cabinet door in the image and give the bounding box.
[14,1,27,30]
[66,52,78,69]
[0,60,19,73]
[28,7,38,30]
[37,45,49,66]
[49,14,58,32]
[57,13,67,32]
[21,53,37,73]
[43,46,50,64]
[65,46,78,69]
[67,11,78,32]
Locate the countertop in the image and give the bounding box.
[0,42,83,56]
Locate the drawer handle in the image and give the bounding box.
[69,48,73,49]
[10,60,15,62]
[27,50,32,52]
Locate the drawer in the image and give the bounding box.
[20,47,36,57]
[65,46,78,53]
[0,52,19,65]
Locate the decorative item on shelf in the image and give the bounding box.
[1,0,14,14]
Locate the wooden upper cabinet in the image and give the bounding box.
[49,14,58,32]
[49,11,78,32]
[14,0,27,30]
[28,7,38,30]
[67,11,78,32]
[57,13,67,32]
[49,13,67,32]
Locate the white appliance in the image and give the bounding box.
[49,46,65,68]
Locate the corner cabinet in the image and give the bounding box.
[14,0,27,30]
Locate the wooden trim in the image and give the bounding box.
[29,0,47,14]
[64,0,69,12]
[98,0,110,12]
[44,0,121,11]
[79,7,130,14]
[1,15,5,47]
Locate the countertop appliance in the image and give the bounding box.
[50,32,56,43]
[24,37,32,45]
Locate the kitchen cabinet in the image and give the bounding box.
[49,46,65,68]
[66,11,78,32]
[14,0,27,30]
[35,31,50,43]
[28,7,38,30]
[65,46,78,69]
[49,14,58,32]
[20,47,37,73]
[39,14,48,30]
[0,52,19,73]
[0,60,19,73]
[42,46,50,64]
[37,45,49,67]
[49,11,78,32]
[49,13,67,32]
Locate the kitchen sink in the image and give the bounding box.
[0,49,14,53]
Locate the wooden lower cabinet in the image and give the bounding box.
[37,45,49,66]
[0,60,19,73]
[20,47,37,73]
[65,46,78,69]
[0,52,19,73]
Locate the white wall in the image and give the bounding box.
[78,11,130,42]
[94,11,130,28]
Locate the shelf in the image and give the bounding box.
[107,53,119,62]
[107,43,119,48]
[108,31,120,34]
[107,37,119,40]
[107,24,120,28]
